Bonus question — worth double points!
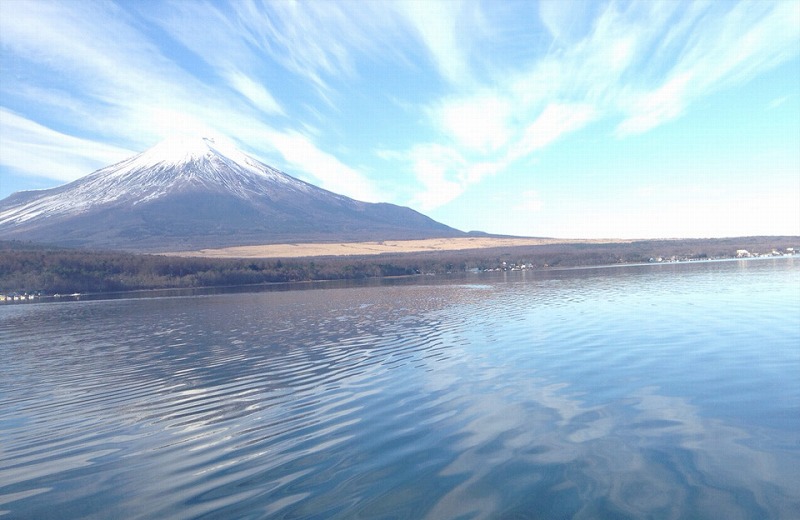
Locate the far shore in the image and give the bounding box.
[167,237,633,259]
[3,236,797,300]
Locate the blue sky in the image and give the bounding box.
[1,0,798,238]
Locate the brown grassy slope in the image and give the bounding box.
[168,237,632,259]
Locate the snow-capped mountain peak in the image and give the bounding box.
[0,133,462,251]
[103,133,289,185]
[129,134,252,170]
[0,134,312,227]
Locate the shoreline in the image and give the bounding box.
[3,255,794,305]
[3,236,797,303]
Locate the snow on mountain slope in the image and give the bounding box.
[0,135,463,251]
[0,135,319,227]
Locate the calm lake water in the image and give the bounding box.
[1,258,798,519]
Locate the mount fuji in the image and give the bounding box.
[0,135,464,251]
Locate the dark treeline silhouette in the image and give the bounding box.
[2,237,797,295]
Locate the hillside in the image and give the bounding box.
[0,135,463,251]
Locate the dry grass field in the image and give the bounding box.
[169,237,630,259]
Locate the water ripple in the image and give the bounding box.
[1,258,798,518]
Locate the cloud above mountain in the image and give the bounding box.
[1,1,798,238]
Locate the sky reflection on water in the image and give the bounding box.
[1,258,798,519]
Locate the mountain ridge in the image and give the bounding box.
[0,135,464,251]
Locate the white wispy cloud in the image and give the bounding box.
[1,1,219,144]
[0,0,385,202]
[192,0,406,99]
[395,0,800,210]
[434,92,513,153]
[395,0,474,86]
[405,144,468,211]
[538,0,599,45]
[615,72,691,135]
[0,109,135,183]
[1,0,797,220]
[266,130,385,203]
[615,1,800,135]
[233,0,358,92]
[225,70,285,116]
[511,103,597,160]
[768,96,790,111]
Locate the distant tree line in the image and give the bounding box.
[0,244,415,294]
[1,237,797,295]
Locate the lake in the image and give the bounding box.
[1,258,798,519]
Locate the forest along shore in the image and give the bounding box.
[1,237,798,298]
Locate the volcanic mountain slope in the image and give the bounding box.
[0,136,464,251]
